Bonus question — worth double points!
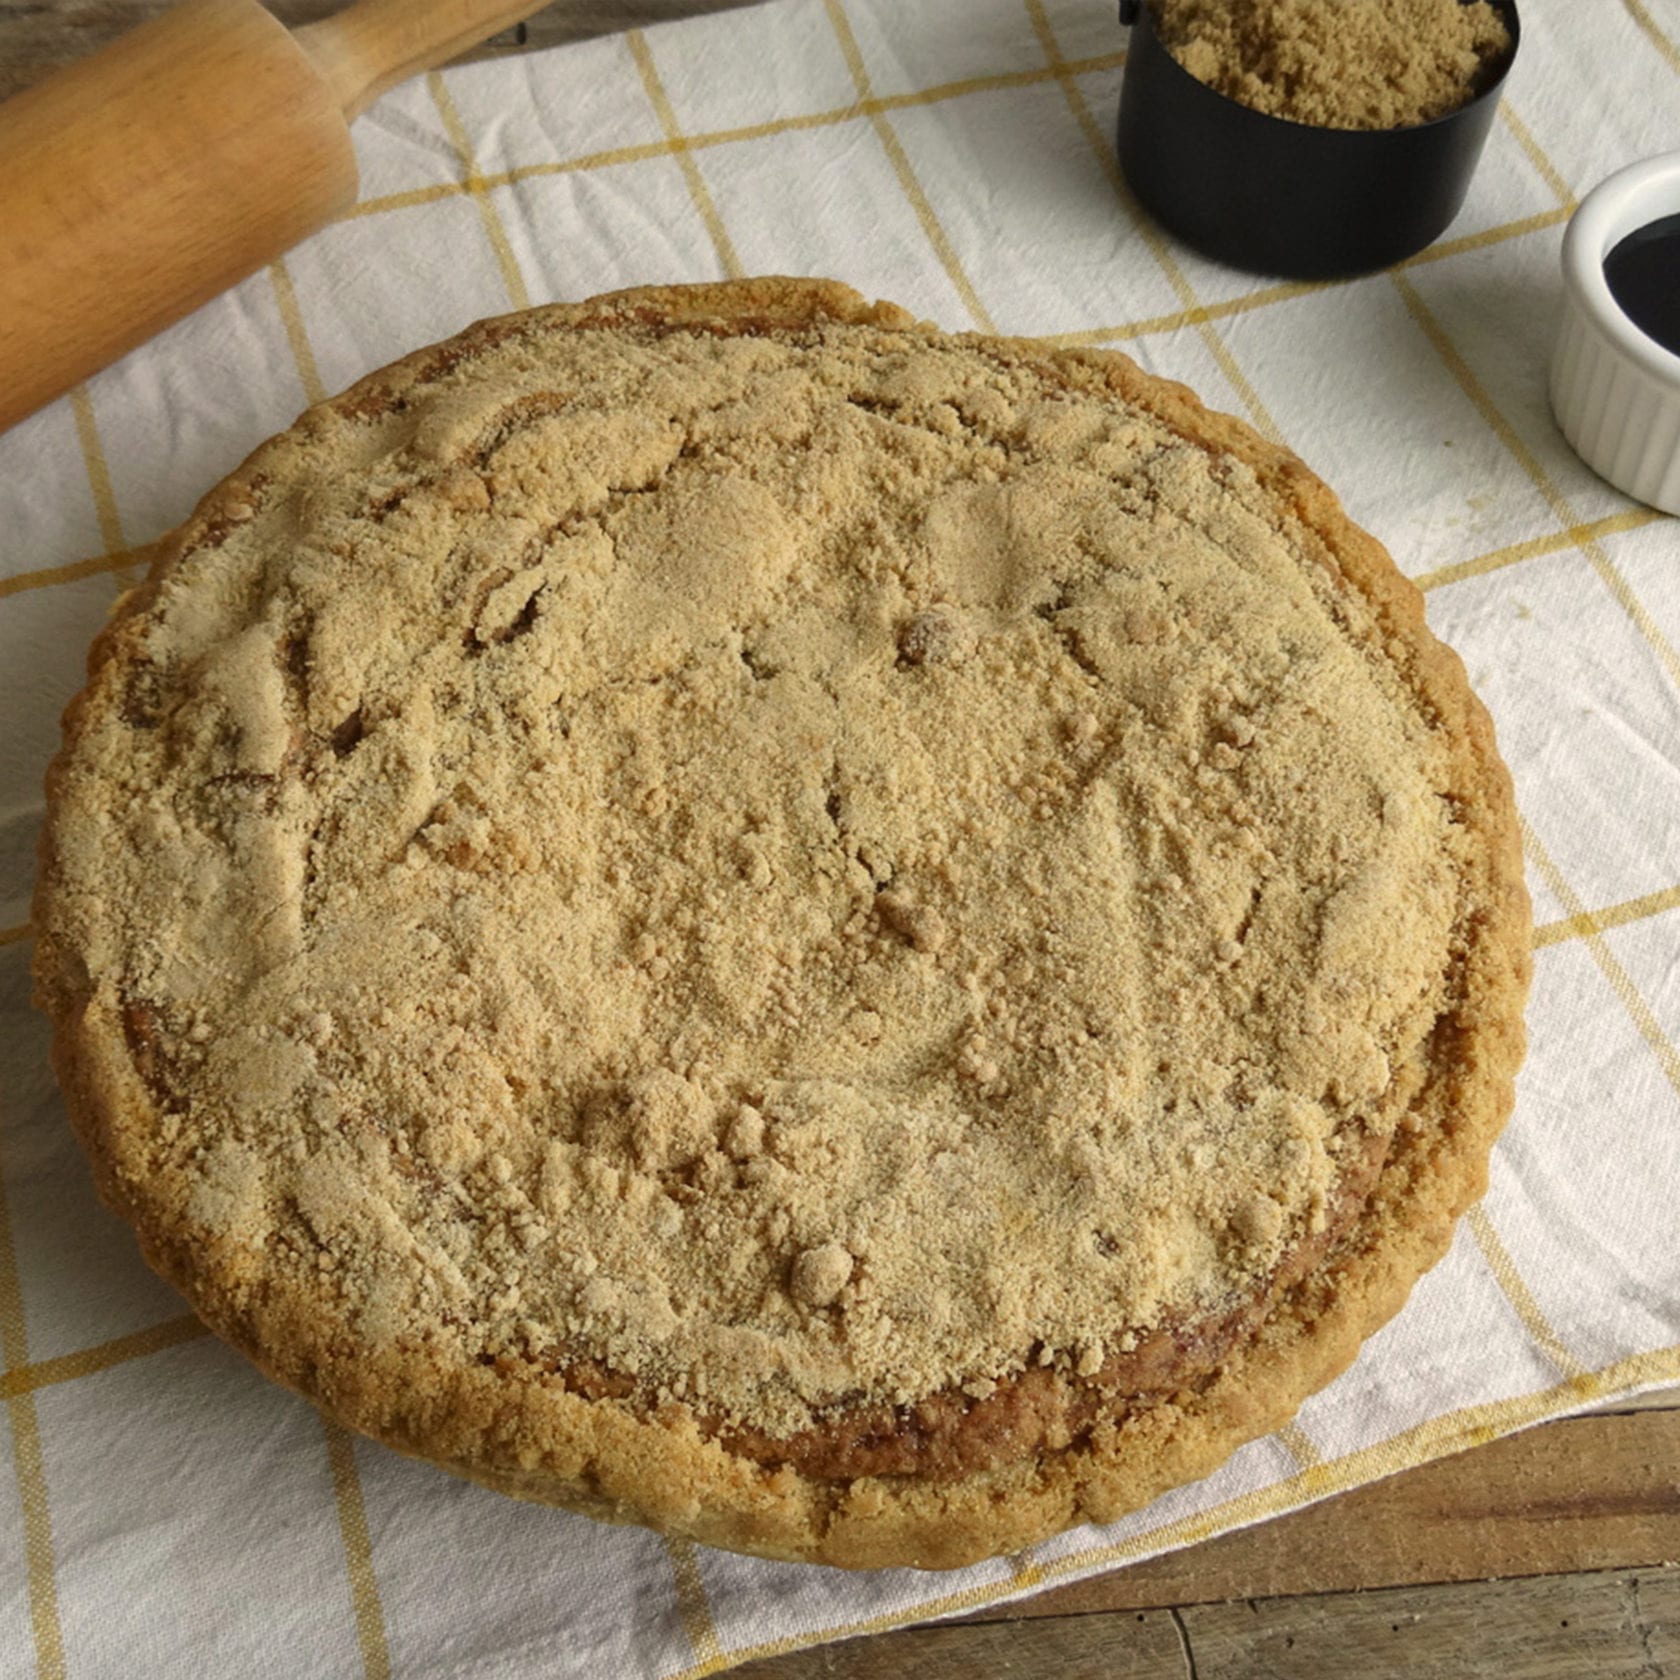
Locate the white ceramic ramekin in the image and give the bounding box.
[1551,151,1680,514]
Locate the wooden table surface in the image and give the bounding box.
[3,4,1678,1676]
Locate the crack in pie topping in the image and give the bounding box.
[35,280,1528,1566]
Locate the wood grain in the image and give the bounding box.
[962,1409,1680,1621]
[1183,1570,1680,1680]
[0,0,361,431]
[725,1406,1680,1675]
[296,0,561,118]
[732,1568,1680,1680]
[0,0,757,100]
[735,1605,1195,1680]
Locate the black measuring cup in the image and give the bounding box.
[1116,0,1521,278]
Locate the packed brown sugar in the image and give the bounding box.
[1152,0,1512,130]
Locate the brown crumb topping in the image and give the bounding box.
[1152,0,1512,130]
[40,307,1475,1452]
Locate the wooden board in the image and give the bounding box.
[964,1409,1680,1619]
[731,1569,1680,1680]
[0,1,756,100]
[727,1405,1680,1677]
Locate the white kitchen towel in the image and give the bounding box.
[2,1,1678,1675]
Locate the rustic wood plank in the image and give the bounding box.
[728,1604,1192,1680]
[727,1410,1680,1675]
[1182,1566,1680,1680]
[730,1568,1680,1680]
[962,1409,1680,1621]
[0,1,761,101]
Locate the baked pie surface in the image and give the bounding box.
[34,279,1530,1568]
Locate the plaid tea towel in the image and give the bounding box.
[1,1,1678,1673]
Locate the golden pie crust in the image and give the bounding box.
[34,279,1530,1569]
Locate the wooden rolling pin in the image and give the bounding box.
[0,0,550,434]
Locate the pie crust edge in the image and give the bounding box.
[33,276,1533,1571]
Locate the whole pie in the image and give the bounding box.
[34,279,1529,1569]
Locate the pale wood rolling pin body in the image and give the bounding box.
[0,0,546,435]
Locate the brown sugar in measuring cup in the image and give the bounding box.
[1115,0,1521,278]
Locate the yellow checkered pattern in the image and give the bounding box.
[1,1,1678,1673]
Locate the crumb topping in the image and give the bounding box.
[43,313,1472,1438]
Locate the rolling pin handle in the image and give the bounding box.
[298,0,551,120]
